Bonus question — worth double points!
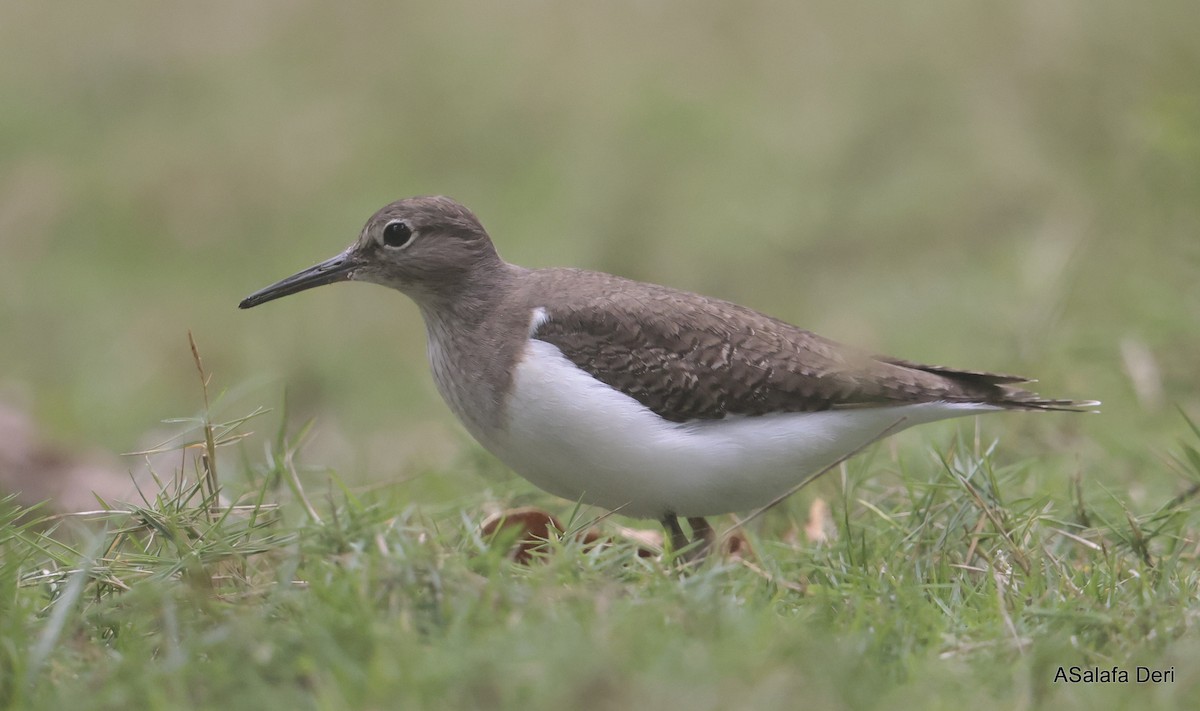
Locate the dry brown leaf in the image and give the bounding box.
[479,506,565,563]
[805,497,833,544]
[610,525,664,557]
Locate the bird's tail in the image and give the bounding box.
[881,357,1100,413]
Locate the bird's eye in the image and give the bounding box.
[382,221,413,248]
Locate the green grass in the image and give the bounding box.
[2,377,1199,710]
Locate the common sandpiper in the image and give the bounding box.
[240,196,1096,555]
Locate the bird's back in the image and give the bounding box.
[515,267,1092,422]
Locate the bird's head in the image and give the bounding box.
[239,195,500,309]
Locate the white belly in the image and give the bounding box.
[481,339,996,519]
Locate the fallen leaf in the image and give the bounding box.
[805,497,833,544]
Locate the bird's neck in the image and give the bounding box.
[415,260,523,332]
[416,261,530,438]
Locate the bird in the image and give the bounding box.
[239,196,1096,556]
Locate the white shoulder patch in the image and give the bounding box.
[528,306,551,337]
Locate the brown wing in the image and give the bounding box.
[525,269,1094,422]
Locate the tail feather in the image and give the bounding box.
[879,356,1100,413]
[993,388,1102,413]
[879,356,1030,385]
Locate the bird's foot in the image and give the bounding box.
[661,514,714,564]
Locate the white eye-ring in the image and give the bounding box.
[381,220,414,248]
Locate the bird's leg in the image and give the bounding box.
[661,515,715,563]
[661,514,690,553]
[687,517,715,549]
[682,517,715,562]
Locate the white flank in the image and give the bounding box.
[485,338,999,519]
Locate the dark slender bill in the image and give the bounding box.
[239,251,357,309]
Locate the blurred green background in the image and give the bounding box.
[1,1,1197,501]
